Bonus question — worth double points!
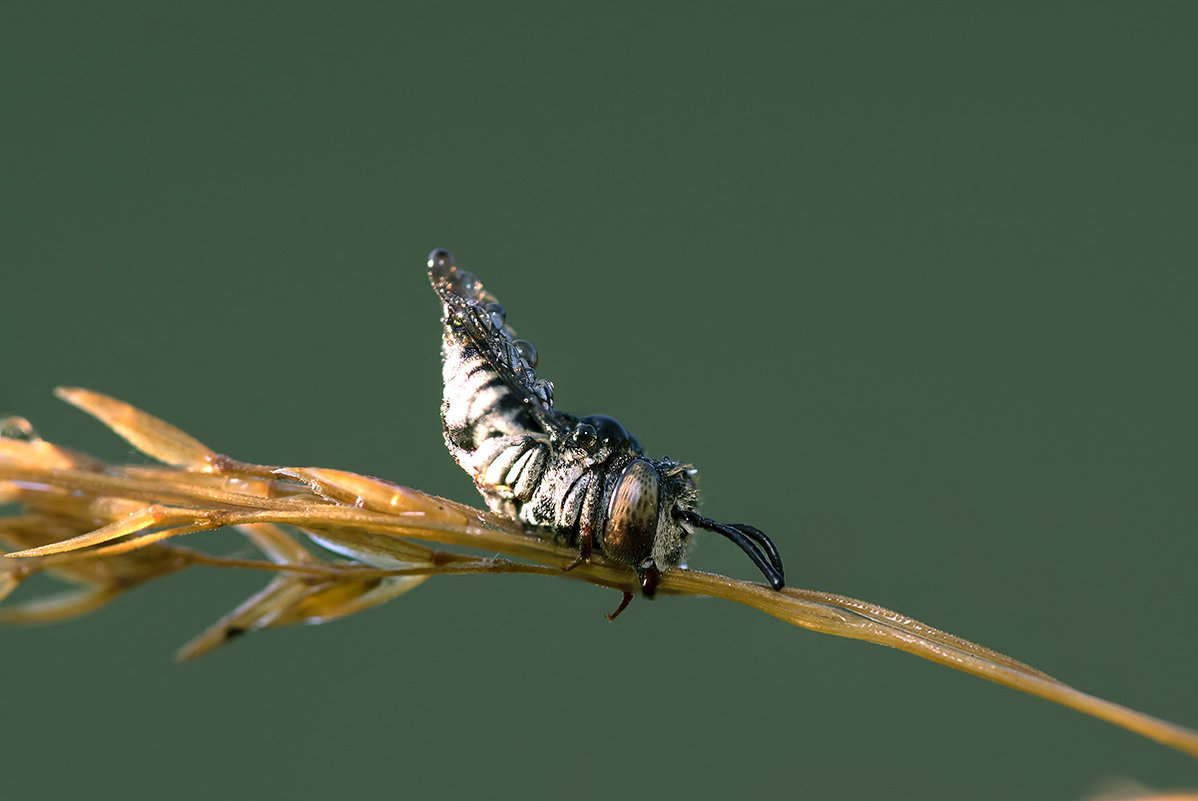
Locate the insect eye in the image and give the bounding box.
[601,460,659,564]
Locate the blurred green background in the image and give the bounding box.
[2,3,1196,799]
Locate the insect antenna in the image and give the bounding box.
[676,509,786,590]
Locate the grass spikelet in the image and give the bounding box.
[2,388,1197,761]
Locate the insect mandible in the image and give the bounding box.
[429,248,785,599]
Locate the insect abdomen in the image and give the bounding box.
[439,320,550,513]
[441,337,537,447]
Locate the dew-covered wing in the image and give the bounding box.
[428,250,563,434]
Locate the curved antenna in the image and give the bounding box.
[722,522,784,576]
[677,509,785,590]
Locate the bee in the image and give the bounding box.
[429,248,785,598]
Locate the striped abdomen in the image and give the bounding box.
[436,290,551,519]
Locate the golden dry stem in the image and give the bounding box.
[2,388,1197,761]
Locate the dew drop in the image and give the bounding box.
[456,304,493,340]
[514,339,538,369]
[533,379,554,405]
[484,302,506,330]
[427,248,455,268]
[0,416,38,441]
[571,422,598,451]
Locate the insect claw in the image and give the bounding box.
[562,551,589,572]
[605,590,634,621]
[637,561,660,598]
[562,524,594,572]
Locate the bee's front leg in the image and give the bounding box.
[563,470,604,572]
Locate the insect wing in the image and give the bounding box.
[428,251,560,426]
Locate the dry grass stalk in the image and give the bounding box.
[2,387,1197,759]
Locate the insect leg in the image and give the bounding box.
[605,591,634,621]
[555,471,591,530]
[564,470,604,572]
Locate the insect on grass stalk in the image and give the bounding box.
[0,387,1197,760]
